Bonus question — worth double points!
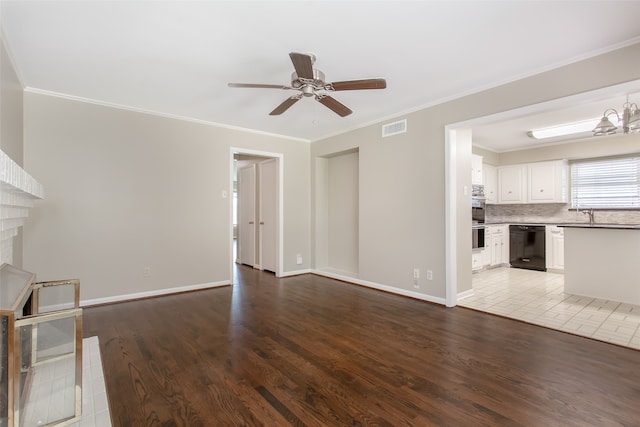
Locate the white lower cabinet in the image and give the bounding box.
[483,232,493,266]
[546,225,565,271]
[492,225,509,266]
[484,225,508,268]
[472,251,483,271]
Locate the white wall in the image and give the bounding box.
[312,115,446,299]
[327,150,359,276]
[311,42,640,303]
[1,36,25,267]
[23,92,310,303]
[1,38,22,163]
[453,128,473,296]
[313,157,329,270]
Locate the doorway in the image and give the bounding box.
[231,148,283,282]
[445,80,640,308]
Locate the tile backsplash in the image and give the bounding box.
[486,203,640,225]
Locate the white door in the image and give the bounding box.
[238,164,256,267]
[259,159,277,272]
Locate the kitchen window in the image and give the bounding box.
[571,156,640,209]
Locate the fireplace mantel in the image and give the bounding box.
[0,149,43,265]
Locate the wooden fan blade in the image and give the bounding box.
[329,78,387,91]
[270,96,301,115]
[289,52,314,79]
[228,83,292,89]
[317,96,352,117]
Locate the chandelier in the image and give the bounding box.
[592,97,640,136]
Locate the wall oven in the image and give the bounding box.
[472,221,485,249]
[472,194,486,249]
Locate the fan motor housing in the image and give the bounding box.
[291,70,326,93]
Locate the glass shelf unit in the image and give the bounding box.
[0,264,82,427]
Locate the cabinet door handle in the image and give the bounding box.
[260,221,265,225]
[249,221,254,224]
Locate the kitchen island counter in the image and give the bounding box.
[562,225,640,305]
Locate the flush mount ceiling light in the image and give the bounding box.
[527,118,601,140]
[593,97,640,136]
[528,96,640,140]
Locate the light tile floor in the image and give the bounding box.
[20,336,111,426]
[460,267,640,350]
[72,337,112,427]
[72,336,111,427]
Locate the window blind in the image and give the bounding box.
[571,157,640,209]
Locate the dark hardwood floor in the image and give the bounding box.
[83,265,640,426]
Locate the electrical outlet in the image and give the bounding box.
[296,254,303,265]
[143,267,151,277]
[427,270,433,280]
[413,268,420,279]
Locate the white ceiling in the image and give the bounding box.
[472,88,640,152]
[3,1,640,146]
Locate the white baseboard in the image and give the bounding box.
[279,268,311,277]
[80,280,230,307]
[457,288,475,300]
[312,269,446,306]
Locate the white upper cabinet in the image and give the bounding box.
[497,160,567,204]
[471,154,483,185]
[497,165,526,203]
[483,163,497,203]
[528,160,567,203]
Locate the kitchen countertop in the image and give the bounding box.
[558,223,640,230]
[484,221,558,225]
[484,221,640,229]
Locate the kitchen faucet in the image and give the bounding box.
[582,208,594,224]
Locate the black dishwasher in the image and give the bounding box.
[509,225,546,271]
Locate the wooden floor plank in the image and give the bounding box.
[83,265,640,426]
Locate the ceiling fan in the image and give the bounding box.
[228,52,386,117]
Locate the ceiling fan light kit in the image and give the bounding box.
[228,52,386,117]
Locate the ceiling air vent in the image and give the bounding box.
[382,119,407,137]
